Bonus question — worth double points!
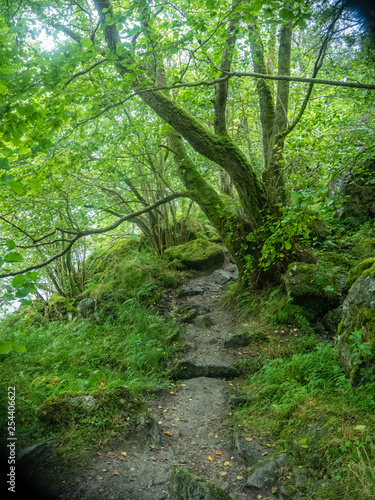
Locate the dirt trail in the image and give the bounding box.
[57,259,278,500]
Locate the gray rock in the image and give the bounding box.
[172,353,239,379]
[194,314,214,328]
[178,304,211,323]
[77,298,97,319]
[246,454,287,488]
[234,433,265,466]
[338,274,375,378]
[168,468,232,500]
[17,440,57,466]
[329,160,375,221]
[179,286,205,297]
[224,332,251,349]
[147,417,161,444]
[69,395,98,409]
[210,269,234,285]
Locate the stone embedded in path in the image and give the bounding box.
[168,467,232,500]
[178,303,211,323]
[224,332,251,348]
[210,269,236,286]
[172,353,239,379]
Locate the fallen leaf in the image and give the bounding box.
[208,456,215,461]
[164,431,172,436]
[98,489,105,493]
[121,451,127,456]
[257,495,262,499]
[215,434,219,438]
[220,471,227,476]
[245,438,253,442]
[224,461,231,466]
[102,469,107,472]
[236,476,244,480]
[181,437,187,441]
[130,468,135,471]
[170,391,175,394]
[113,470,119,476]
[215,451,223,456]
[262,452,268,456]
[97,452,102,456]
[133,452,139,456]
[107,452,116,458]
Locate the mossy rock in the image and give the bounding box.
[283,262,342,318]
[318,251,355,271]
[46,294,76,321]
[17,305,43,324]
[168,467,232,500]
[350,238,375,261]
[31,376,61,388]
[36,386,147,426]
[337,270,375,382]
[281,412,334,469]
[346,257,375,290]
[91,238,140,274]
[164,238,224,271]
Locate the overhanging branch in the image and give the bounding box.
[0,191,191,278]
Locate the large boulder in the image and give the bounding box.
[283,261,342,318]
[168,468,232,500]
[164,239,225,271]
[329,159,375,222]
[337,262,375,382]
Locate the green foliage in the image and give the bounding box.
[0,297,178,455]
[349,329,372,367]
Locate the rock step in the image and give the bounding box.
[172,354,239,380]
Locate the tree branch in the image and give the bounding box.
[0,191,191,278]
[63,58,109,87]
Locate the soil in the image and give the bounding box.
[51,258,286,499]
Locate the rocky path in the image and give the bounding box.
[57,259,284,500]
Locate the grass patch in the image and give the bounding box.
[233,339,375,499]
[0,299,178,462]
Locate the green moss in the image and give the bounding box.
[31,376,61,388]
[36,385,147,426]
[168,467,232,499]
[347,258,375,290]
[91,238,140,274]
[319,251,355,271]
[350,238,375,261]
[164,238,224,270]
[283,262,342,317]
[46,294,76,321]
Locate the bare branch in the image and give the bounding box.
[0,191,191,279]
[63,58,109,87]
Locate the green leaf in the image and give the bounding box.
[12,342,26,353]
[0,341,13,354]
[0,256,4,268]
[6,239,16,250]
[9,180,25,195]
[11,274,25,287]
[15,288,30,298]
[0,341,26,354]
[285,241,292,250]
[19,298,32,306]
[81,37,93,48]
[27,178,42,194]
[4,251,23,262]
